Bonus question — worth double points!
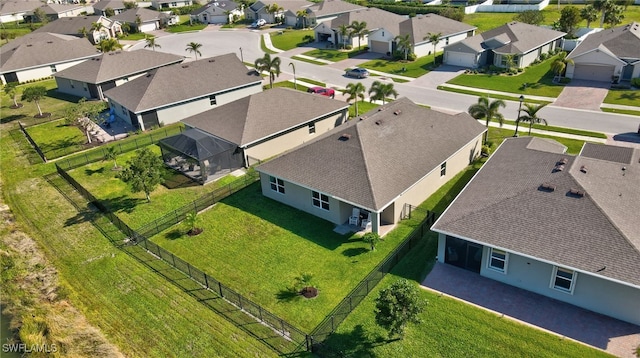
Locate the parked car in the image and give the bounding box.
[307,86,335,98]
[345,67,369,78]
[251,19,266,28]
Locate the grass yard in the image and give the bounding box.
[359,55,442,78]
[487,127,587,155]
[119,32,149,41]
[437,85,552,105]
[601,108,640,116]
[301,47,364,62]
[603,88,640,107]
[149,182,432,332]
[267,81,309,92]
[348,100,380,118]
[165,16,207,33]
[25,118,86,159]
[291,56,329,65]
[446,54,565,98]
[493,119,607,139]
[269,29,314,51]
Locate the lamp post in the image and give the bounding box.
[239,47,244,63]
[514,95,524,137]
[289,62,296,90]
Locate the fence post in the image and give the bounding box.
[172,253,176,267]
[187,263,192,277]
[238,293,243,309]
[204,274,209,288]
[258,307,263,321]
[156,244,161,258]
[218,282,223,297]
[280,319,286,335]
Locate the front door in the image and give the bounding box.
[445,235,482,273]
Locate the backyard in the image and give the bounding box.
[25,119,86,159]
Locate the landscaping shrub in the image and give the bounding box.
[559,77,571,84]
[631,78,640,88]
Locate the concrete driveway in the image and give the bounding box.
[410,64,466,89]
[552,80,610,111]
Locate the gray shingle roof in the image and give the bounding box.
[568,22,640,61]
[93,0,126,11]
[112,7,161,23]
[191,0,238,16]
[0,0,42,16]
[307,0,365,17]
[251,0,312,12]
[182,87,348,146]
[103,53,262,113]
[399,13,476,45]
[432,137,640,287]
[329,7,406,34]
[36,3,86,15]
[444,21,565,55]
[33,16,116,36]
[257,97,486,211]
[0,32,100,73]
[53,49,184,84]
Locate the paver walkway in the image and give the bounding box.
[422,263,640,358]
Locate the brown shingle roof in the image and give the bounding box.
[568,22,640,61]
[182,87,348,146]
[53,49,184,84]
[103,53,262,113]
[257,98,486,211]
[432,138,640,287]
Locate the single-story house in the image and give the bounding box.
[314,7,405,51]
[112,7,164,32]
[0,32,100,84]
[256,98,486,234]
[367,13,476,57]
[245,0,312,26]
[443,21,566,69]
[33,15,123,44]
[161,87,349,183]
[93,0,128,16]
[566,22,640,83]
[190,0,243,25]
[302,0,365,28]
[0,0,43,24]
[151,0,194,11]
[54,49,184,100]
[431,137,640,327]
[25,3,93,22]
[104,53,263,131]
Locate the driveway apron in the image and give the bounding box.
[553,80,610,111]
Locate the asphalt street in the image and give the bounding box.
[130,29,640,137]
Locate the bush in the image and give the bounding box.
[517,68,524,73]
[539,53,548,61]
[631,78,640,88]
[559,77,571,84]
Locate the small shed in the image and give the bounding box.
[159,128,243,184]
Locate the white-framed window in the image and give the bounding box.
[308,123,315,134]
[488,248,508,273]
[171,2,177,6]
[440,162,447,176]
[269,176,285,194]
[551,266,577,294]
[312,191,329,210]
[50,65,57,73]
[209,95,217,106]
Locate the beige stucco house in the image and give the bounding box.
[256,98,486,234]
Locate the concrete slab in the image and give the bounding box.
[410,65,466,89]
[553,80,610,111]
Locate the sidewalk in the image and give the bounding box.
[439,83,557,102]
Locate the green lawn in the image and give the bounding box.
[25,119,86,159]
[601,108,640,116]
[119,32,149,41]
[359,55,441,78]
[447,54,566,98]
[301,48,363,62]
[269,29,314,51]
[149,182,432,332]
[493,119,607,139]
[165,16,207,33]
[487,127,587,155]
[437,85,552,105]
[267,81,310,92]
[291,56,329,65]
[603,89,640,107]
[348,101,380,118]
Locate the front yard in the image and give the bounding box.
[359,54,442,78]
[603,88,640,107]
[269,29,314,51]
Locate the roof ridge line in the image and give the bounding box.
[353,122,378,210]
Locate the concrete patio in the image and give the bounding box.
[422,262,640,358]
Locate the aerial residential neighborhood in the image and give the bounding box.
[1,1,639,357]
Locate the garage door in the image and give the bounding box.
[370,40,388,55]
[140,22,158,33]
[572,64,614,82]
[445,51,475,68]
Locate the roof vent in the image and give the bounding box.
[539,183,556,192]
[181,65,189,68]
[558,158,568,165]
[338,133,351,141]
[46,41,53,44]
[393,110,402,115]
[553,164,565,172]
[208,59,215,62]
[377,108,383,111]
[26,44,32,47]
[375,120,382,125]
[580,165,587,173]
[568,188,585,198]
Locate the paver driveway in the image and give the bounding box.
[552,79,610,111]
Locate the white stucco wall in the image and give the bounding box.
[415,32,470,58]
[55,78,91,98]
[367,28,394,54]
[9,59,91,84]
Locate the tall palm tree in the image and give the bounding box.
[468,96,505,143]
[368,81,398,105]
[254,53,281,89]
[518,103,548,135]
[266,3,283,23]
[349,21,368,51]
[296,9,308,28]
[98,38,123,52]
[185,42,202,60]
[338,24,350,49]
[342,82,366,117]
[144,36,161,51]
[550,52,574,81]
[593,0,614,28]
[424,32,442,65]
[78,26,88,38]
[394,34,412,61]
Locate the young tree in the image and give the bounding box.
[99,38,123,52]
[4,82,21,108]
[518,103,548,135]
[424,32,441,64]
[183,211,202,235]
[64,98,106,144]
[593,0,614,28]
[185,42,202,60]
[124,1,137,9]
[33,8,48,24]
[144,36,161,51]
[368,81,398,105]
[558,6,581,38]
[362,232,381,251]
[254,53,281,89]
[104,7,115,17]
[503,54,516,71]
[374,279,425,339]
[349,21,368,51]
[296,9,308,29]
[21,86,47,117]
[580,5,598,29]
[266,3,283,23]
[118,148,165,202]
[514,10,544,25]
[135,15,142,31]
[121,22,131,36]
[550,52,574,81]
[468,96,506,144]
[342,82,365,117]
[394,34,412,61]
[604,5,624,28]
[104,146,119,169]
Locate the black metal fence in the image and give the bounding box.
[18,121,47,163]
[309,209,437,351]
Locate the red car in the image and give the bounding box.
[307,86,335,99]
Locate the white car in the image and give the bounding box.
[251,19,267,28]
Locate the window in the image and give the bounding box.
[440,162,447,176]
[50,65,57,73]
[171,2,177,6]
[312,191,329,210]
[551,266,576,293]
[488,248,508,273]
[308,123,315,134]
[269,176,285,194]
[209,95,217,106]
[445,37,449,45]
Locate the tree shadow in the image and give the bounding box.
[0,113,26,124]
[84,167,105,176]
[314,324,389,357]
[342,247,368,257]
[45,89,83,102]
[275,286,301,302]
[164,229,183,240]
[39,136,85,155]
[620,92,639,101]
[100,195,146,214]
[64,207,99,227]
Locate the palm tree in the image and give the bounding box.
[394,34,412,61]
[98,38,123,52]
[550,52,574,81]
[468,96,506,143]
[254,53,281,89]
[349,21,368,51]
[503,54,516,71]
[104,146,119,169]
[604,5,624,28]
[91,21,103,32]
[185,42,202,60]
[266,3,283,23]
[342,82,365,117]
[144,36,161,51]
[183,211,202,235]
[78,26,88,38]
[580,5,598,28]
[518,103,548,135]
[296,9,308,29]
[368,81,398,105]
[593,0,614,28]
[338,24,350,49]
[424,32,442,65]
